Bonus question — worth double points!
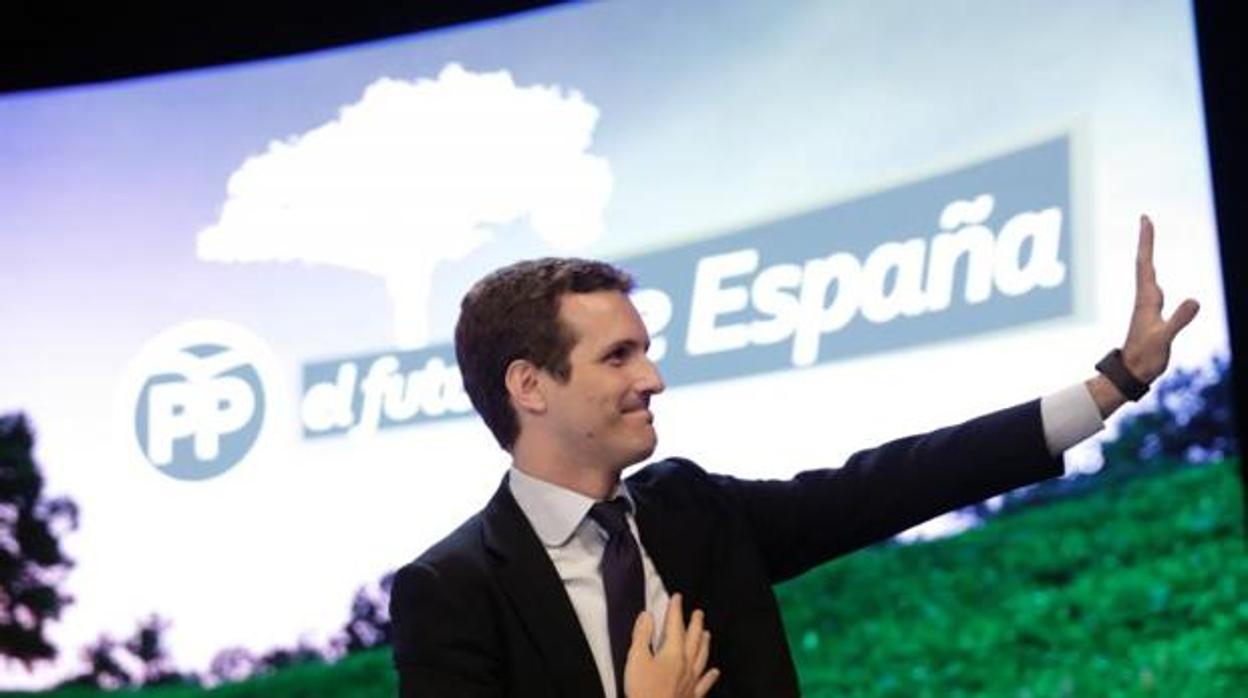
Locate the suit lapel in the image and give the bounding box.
[482,476,604,698]
[628,476,712,614]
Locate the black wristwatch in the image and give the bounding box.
[1095,348,1149,401]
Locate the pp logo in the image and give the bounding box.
[121,321,280,481]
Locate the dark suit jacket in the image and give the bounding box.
[390,400,1062,697]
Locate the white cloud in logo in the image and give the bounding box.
[197,63,612,347]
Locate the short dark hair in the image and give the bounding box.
[455,258,634,450]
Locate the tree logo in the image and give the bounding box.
[196,64,611,349]
[120,321,280,481]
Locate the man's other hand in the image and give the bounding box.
[623,593,720,698]
[1087,215,1200,416]
[1121,214,1200,382]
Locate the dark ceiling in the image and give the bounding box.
[2,2,564,94]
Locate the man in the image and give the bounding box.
[389,216,1198,697]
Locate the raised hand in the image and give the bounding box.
[1121,214,1200,383]
[623,594,721,698]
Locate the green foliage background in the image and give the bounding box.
[776,458,1247,696]
[4,458,1243,697]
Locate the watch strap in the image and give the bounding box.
[1095,348,1149,401]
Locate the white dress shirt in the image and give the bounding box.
[507,383,1104,698]
[509,467,671,698]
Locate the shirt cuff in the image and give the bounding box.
[1040,382,1105,455]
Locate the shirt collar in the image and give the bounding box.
[508,466,633,548]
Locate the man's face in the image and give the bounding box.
[541,290,666,471]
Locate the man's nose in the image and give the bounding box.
[638,355,666,396]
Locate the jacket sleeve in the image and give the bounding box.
[708,399,1064,583]
[389,560,504,698]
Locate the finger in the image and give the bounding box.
[684,609,704,661]
[691,630,711,675]
[1165,298,1200,340]
[1135,214,1156,289]
[629,611,655,660]
[662,593,685,654]
[694,668,721,697]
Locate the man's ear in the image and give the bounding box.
[505,359,547,416]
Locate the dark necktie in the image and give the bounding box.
[588,497,645,698]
